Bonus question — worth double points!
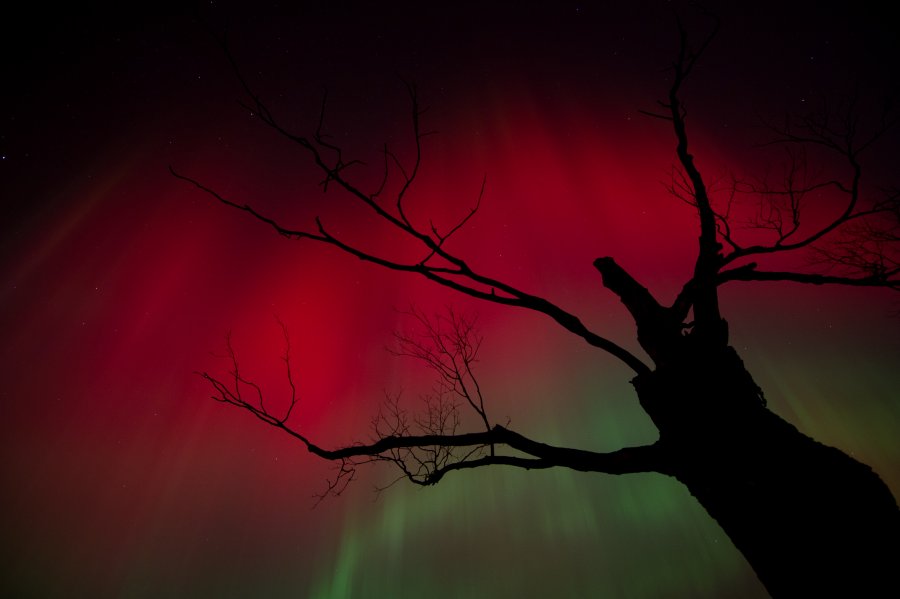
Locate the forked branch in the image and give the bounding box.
[657,13,725,337]
[658,20,898,315]
[714,103,899,289]
[200,318,665,499]
[172,40,650,375]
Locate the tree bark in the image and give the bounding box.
[633,342,900,597]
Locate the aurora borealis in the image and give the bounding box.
[2,3,899,597]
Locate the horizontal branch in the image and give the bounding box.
[311,421,664,476]
[718,263,899,288]
[202,367,666,480]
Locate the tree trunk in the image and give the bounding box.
[633,343,900,597]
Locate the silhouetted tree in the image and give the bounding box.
[174,16,900,598]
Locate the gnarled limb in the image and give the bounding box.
[593,257,684,363]
[172,46,650,375]
[200,315,665,499]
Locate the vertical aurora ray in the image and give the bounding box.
[310,467,762,598]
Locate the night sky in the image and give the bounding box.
[2,2,899,597]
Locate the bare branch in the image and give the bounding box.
[660,13,725,339]
[199,322,666,499]
[718,262,899,289]
[395,80,424,227]
[719,95,898,271]
[390,307,491,430]
[276,316,299,423]
[638,109,673,121]
[201,363,666,490]
[174,42,650,375]
[170,167,326,242]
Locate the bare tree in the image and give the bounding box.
[175,17,899,598]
